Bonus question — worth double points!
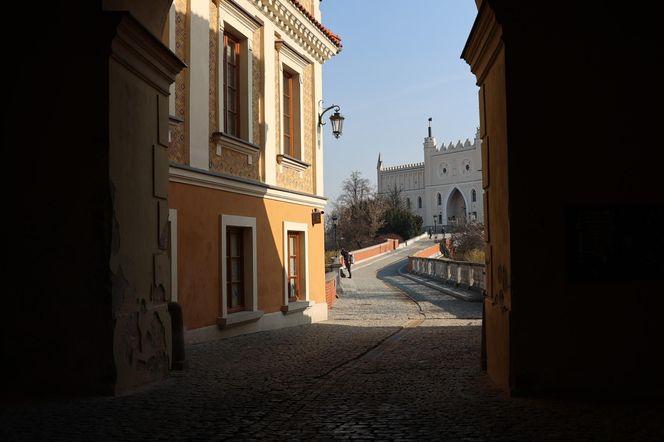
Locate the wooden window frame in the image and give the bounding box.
[287,232,300,302]
[282,221,308,307]
[223,32,241,138]
[226,227,244,313]
[282,70,295,157]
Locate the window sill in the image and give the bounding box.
[281,300,313,315]
[217,310,264,328]
[211,132,260,164]
[277,154,310,173]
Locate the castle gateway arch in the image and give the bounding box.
[446,188,467,225]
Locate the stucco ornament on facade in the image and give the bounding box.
[169,0,189,165]
[250,0,340,63]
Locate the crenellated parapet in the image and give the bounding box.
[430,137,479,154]
[381,162,425,172]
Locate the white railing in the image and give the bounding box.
[408,256,485,292]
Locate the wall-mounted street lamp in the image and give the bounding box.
[318,103,345,139]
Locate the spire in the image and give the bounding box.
[424,117,437,150]
[376,152,383,171]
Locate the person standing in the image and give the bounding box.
[341,248,352,279]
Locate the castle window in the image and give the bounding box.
[472,189,477,202]
[417,197,422,209]
[437,193,442,206]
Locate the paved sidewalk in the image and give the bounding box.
[337,241,482,320]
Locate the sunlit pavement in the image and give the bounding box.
[2,240,662,441]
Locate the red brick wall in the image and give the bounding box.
[325,275,337,309]
[350,239,399,263]
[413,244,440,258]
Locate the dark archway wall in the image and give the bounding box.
[464,1,664,396]
[5,1,181,397]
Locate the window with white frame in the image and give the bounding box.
[220,215,258,322]
[276,40,310,163]
[282,221,309,308]
[212,1,262,163]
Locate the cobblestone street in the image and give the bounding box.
[2,241,662,441]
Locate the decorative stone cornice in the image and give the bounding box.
[251,0,339,63]
[110,13,186,95]
[220,0,262,33]
[275,39,311,69]
[169,164,326,208]
[461,1,503,84]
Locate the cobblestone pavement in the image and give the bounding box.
[2,240,662,441]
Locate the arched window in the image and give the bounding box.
[437,193,442,206]
[406,198,411,209]
[471,189,477,202]
[417,196,422,209]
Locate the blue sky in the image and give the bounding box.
[320,0,480,207]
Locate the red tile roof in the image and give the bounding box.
[288,0,342,48]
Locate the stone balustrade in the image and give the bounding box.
[408,256,485,293]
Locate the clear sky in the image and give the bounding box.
[319,0,480,208]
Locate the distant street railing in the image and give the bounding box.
[408,256,485,293]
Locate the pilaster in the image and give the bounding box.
[188,0,210,170]
[263,22,277,185]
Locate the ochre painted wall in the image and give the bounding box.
[169,181,325,330]
[465,1,664,397]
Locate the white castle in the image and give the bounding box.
[377,120,484,229]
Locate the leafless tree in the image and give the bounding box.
[334,171,385,249]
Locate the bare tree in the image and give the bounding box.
[334,171,385,249]
[337,171,372,208]
[378,185,423,240]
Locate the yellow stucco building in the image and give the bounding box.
[163,0,341,341]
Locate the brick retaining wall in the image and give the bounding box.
[325,272,337,309]
[412,244,441,258]
[347,239,400,264]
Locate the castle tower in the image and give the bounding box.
[423,117,437,150]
